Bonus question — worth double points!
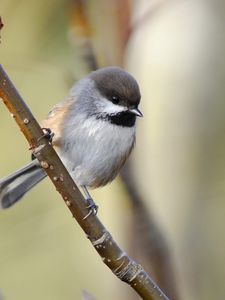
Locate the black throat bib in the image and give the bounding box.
[96,111,136,127]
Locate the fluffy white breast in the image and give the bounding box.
[60,115,136,187]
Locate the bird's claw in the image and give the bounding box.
[38,128,55,143]
[83,198,98,220]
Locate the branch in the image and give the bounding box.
[0,65,170,300]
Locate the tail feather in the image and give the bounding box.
[0,159,46,209]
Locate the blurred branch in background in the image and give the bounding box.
[69,0,97,71]
[121,166,179,300]
[69,0,131,67]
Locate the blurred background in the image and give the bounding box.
[1,0,225,299]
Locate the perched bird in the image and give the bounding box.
[0,67,142,214]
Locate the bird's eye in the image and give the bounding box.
[111,95,120,104]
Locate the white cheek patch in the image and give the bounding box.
[97,97,127,115]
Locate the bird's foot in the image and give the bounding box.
[38,128,55,143]
[83,197,98,220]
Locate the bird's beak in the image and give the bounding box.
[129,107,143,117]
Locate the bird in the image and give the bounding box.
[0,66,142,215]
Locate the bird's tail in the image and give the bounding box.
[0,159,46,209]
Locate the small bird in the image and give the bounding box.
[0,67,142,214]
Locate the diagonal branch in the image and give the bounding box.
[0,65,170,300]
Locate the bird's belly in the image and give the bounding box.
[60,118,135,187]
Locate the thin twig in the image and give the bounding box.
[0,65,170,300]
